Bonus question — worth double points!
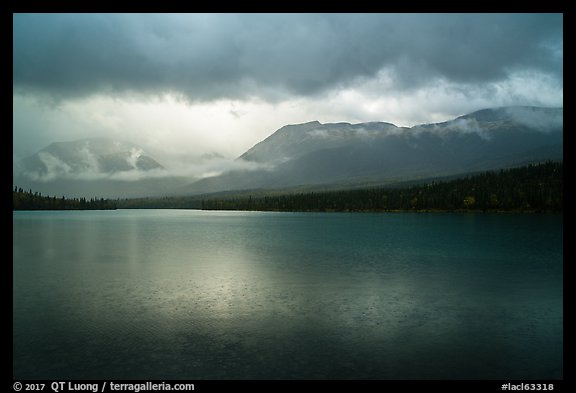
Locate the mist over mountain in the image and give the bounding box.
[13,106,562,198]
[13,137,263,198]
[17,138,164,180]
[187,106,562,194]
[13,138,180,198]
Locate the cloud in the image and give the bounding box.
[32,152,73,181]
[503,106,563,131]
[126,148,144,169]
[17,150,269,183]
[13,13,562,103]
[419,117,493,141]
[324,70,563,127]
[13,13,563,175]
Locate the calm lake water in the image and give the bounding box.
[13,210,563,380]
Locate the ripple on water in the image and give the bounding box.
[13,211,563,379]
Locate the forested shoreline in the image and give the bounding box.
[201,162,562,213]
[13,162,562,213]
[12,187,117,210]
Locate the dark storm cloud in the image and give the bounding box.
[13,13,562,101]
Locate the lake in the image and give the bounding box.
[13,210,563,379]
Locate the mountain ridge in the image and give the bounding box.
[13,106,563,198]
[187,106,562,195]
[17,137,164,180]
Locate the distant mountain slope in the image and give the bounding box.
[13,138,179,199]
[239,120,401,164]
[186,106,562,194]
[17,138,163,180]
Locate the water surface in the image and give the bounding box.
[13,210,563,379]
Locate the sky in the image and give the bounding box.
[13,13,563,169]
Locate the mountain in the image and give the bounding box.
[186,106,563,194]
[17,138,163,179]
[13,107,563,198]
[13,138,184,198]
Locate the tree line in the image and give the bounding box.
[201,161,563,213]
[13,161,562,212]
[13,187,117,210]
[117,195,203,209]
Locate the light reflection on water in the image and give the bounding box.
[13,210,562,379]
